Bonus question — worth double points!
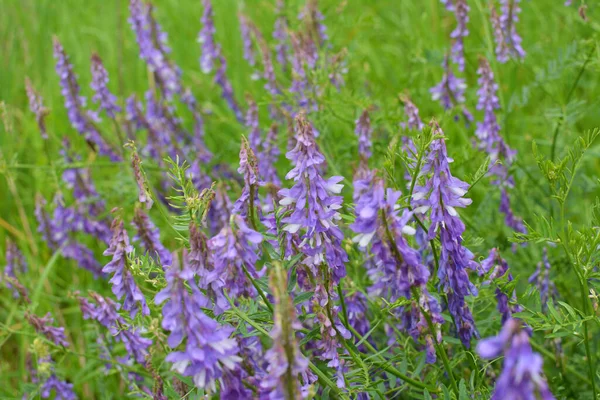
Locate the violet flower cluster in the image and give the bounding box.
[90,54,121,118]
[155,258,241,391]
[25,77,49,139]
[430,56,473,123]
[279,113,350,386]
[102,218,150,318]
[79,291,152,364]
[132,207,172,267]
[477,318,555,400]
[412,124,479,347]
[448,0,470,72]
[129,0,182,100]
[26,312,69,347]
[2,239,28,299]
[351,177,443,362]
[481,248,522,324]
[492,0,526,63]
[53,38,120,161]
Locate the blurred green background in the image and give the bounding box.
[1,0,600,397]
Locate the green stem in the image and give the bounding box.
[240,262,274,314]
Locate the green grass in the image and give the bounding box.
[1,0,600,398]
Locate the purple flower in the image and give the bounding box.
[132,207,172,267]
[35,195,104,276]
[79,292,152,364]
[262,266,311,398]
[278,113,349,383]
[273,0,289,70]
[401,95,424,131]
[399,291,444,363]
[299,0,328,47]
[26,312,69,347]
[53,37,120,161]
[528,248,555,311]
[207,215,264,313]
[411,123,479,347]
[477,319,555,400]
[129,0,182,100]
[350,177,443,361]
[500,189,527,234]
[155,261,241,390]
[491,7,509,63]
[355,109,372,164]
[232,138,260,221]
[279,113,347,284]
[449,0,470,71]
[40,372,77,400]
[103,218,150,318]
[430,56,473,123]
[208,185,233,235]
[499,0,525,62]
[25,77,49,139]
[3,239,27,298]
[289,34,311,111]
[90,54,121,118]
[199,0,218,74]
[345,291,370,338]
[475,58,516,173]
[259,124,282,187]
[245,95,261,153]
[238,13,256,68]
[481,248,522,324]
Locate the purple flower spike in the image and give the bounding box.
[449,0,470,71]
[26,312,69,347]
[481,248,522,324]
[412,122,479,347]
[245,95,261,153]
[278,113,347,284]
[132,207,172,267]
[477,319,555,400]
[289,33,310,111]
[199,0,218,74]
[3,239,28,299]
[273,0,289,70]
[103,218,149,318]
[528,248,555,311]
[53,38,120,161]
[238,13,256,68]
[79,292,152,364]
[430,56,473,123]
[129,0,182,100]
[401,95,424,131]
[259,124,282,187]
[262,265,312,399]
[25,78,49,139]
[499,0,525,61]
[155,261,241,390]
[187,222,210,280]
[279,113,349,381]
[207,214,263,313]
[90,54,121,118]
[491,7,509,63]
[355,109,372,165]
